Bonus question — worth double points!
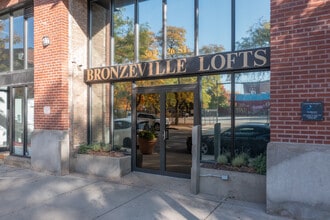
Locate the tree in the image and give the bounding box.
[156,26,192,58]
[199,44,225,55]
[236,19,270,50]
[235,19,270,81]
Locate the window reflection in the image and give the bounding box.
[27,16,34,68]
[201,71,270,162]
[13,10,24,71]
[199,0,231,54]
[235,0,270,50]
[166,0,194,59]
[113,0,135,64]
[201,74,232,161]
[0,14,10,72]
[139,0,162,61]
[113,82,132,152]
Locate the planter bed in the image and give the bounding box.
[72,153,131,179]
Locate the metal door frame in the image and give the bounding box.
[132,83,200,178]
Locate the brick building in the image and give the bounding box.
[0,0,329,219]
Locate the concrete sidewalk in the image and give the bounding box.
[0,164,292,220]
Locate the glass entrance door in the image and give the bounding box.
[134,84,197,178]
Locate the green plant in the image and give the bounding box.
[77,142,111,154]
[217,154,228,165]
[138,130,156,141]
[231,153,249,167]
[251,154,266,175]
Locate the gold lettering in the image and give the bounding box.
[148,62,153,76]
[166,60,176,74]
[129,64,136,77]
[94,68,101,80]
[211,54,226,70]
[226,53,238,69]
[199,57,210,71]
[238,51,253,68]
[120,65,128,78]
[101,68,110,80]
[111,66,119,79]
[254,49,267,67]
[137,63,147,77]
[155,61,166,75]
[177,58,187,73]
[86,69,94,81]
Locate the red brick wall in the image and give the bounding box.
[271,0,330,144]
[34,0,69,130]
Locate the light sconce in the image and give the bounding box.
[42,36,50,47]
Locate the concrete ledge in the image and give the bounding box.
[71,154,131,180]
[267,142,330,219]
[200,168,266,203]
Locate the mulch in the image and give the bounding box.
[201,163,257,174]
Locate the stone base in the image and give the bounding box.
[200,168,266,203]
[31,130,69,175]
[267,142,330,219]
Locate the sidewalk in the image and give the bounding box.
[0,164,292,220]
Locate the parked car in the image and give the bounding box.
[137,112,170,131]
[186,122,270,156]
[113,118,149,148]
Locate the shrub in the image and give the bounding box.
[231,153,249,167]
[217,154,228,165]
[78,142,111,154]
[251,154,266,175]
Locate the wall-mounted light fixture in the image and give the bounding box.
[42,36,50,47]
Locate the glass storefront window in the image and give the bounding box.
[235,0,270,50]
[0,14,10,72]
[12,86,34,157]
[201,74,232,161]
[139,0,162,62]
[27,85,34,156]
[113,82,132,151]
[113,0,135,64]
[166,0,194,59]
[201,71,270,163]
[0,7,34,72]
[199,0,231,54]
[0,88,8,149]
[13,9,24,70]
[13,87,24,156]
[27,16,34,68]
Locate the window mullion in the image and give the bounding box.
[9,13,13,72]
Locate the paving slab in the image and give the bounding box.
[0,164,294,220]
[98,189,218,220]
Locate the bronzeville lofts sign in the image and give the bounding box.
[84,47,270,83]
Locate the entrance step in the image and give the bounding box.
[4,155,31,169]
[0,151,9,164]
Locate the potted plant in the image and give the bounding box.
[137,130,158,154]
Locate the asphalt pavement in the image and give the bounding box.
[0,164,292,220]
